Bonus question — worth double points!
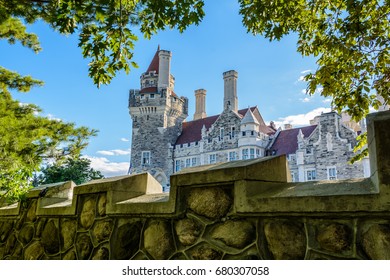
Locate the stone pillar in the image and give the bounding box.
[158,50,172,90]
[367,110,390,191]
[223,70,238,112]
[193,89,207,120]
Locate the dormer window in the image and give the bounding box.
[140,94,145,100]
[150,94,155,99]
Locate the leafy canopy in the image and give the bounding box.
[3,1,387,116]
[37,157,104,186]
[239,0,389,160]
[2,0,388,163]
[0,92,98,201]
[0,0,205,87]
[0,1,99,200]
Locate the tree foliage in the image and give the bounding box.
[239,0,389,121]
[0,92,98,201]
[239,0,389,161]
[37,157,104,186]
[1,0,388,170]
[2,1,387,115]
[0,0,205,87]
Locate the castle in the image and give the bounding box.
[128,47,367,190]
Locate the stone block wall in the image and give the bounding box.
[0,111,389,260]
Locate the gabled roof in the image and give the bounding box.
[175,107,276,145]
[269,125,317,155]
[146,46,160,73]
[241,108,260,125]
[176,115,219,145]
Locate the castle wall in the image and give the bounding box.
[288,112,364,182]
[1,111,389,260]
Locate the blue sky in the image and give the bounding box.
[2,0,331,177]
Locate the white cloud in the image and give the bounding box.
[120,138,130,142]
[272,107,331,128]
[300,97,311,103]
[322,98,332,103]
[97,149,131,156]
[298,75,306,82]
[301,89,307,95]
[295,70,311,83]
[316,87,324,94]
[46,113,62,122]
[83,156,129,177]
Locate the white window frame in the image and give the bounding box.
[291,172,295,182]
[327,166,337,180]
[250,148,255,159]
[185,158,191,168]
[149,93,155,99]
[306,168,316,181]
[229,151,236,161]
[175,160,182,172]
[191,157,197,166]
[141,151,151,166]
[209,154,216,164]
[242,148,249,160]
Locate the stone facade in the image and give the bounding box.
[269,112,367,182]
[0,110,389,260]
[128,47,188,187]
[128,48,371,189]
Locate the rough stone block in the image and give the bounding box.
[264,221,306,260]
[0,220,13,243]
[144,220,174,259]
[41,219,60,255]
[188,242,222,260]
[24,241,44,260]
[93,220,114,244]
[211,220,255,249]
[18,225,34,246]
[175,218,202,246]
[111,221,142,260]
[316,223,352,253]
[76,233,93,260]
[187,187,231,219]
[362,224,390,260]
[79,196,96,230]
[60,219,77,251]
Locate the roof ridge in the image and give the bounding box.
[146,46,160,73]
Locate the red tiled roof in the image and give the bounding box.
[146,46,160,73]
[269,125,317,155]
[175,107,276,145]
[140,87,158,93]
[176,115,219,145]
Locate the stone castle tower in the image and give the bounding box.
[128,47,188,186]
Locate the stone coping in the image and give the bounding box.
[0,110,388,217]
[171,155,291,186]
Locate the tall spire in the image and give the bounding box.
[146,45,160,73]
